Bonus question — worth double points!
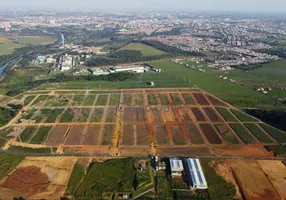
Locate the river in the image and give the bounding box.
[0,54,23,76]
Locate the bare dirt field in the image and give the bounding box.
[154,124,169,145]
[65,125,85,145]
[82,125,101,145]
[200,124,222,144]
[193,93,210,105]
[136,124,150,146]
[46,125,70,146]
[203,107,223,122]
[123,107,146,122]
[122,124,135,146]
[0,157,77,199]
[191,108,207,121]
[205,94,229,107]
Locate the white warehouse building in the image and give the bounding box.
[169,158,184,177]
[109,66,146,74]
[186,158,208,189]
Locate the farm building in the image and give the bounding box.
[109,66,146,73]
[169,158,184,177]
[185,158,208,190]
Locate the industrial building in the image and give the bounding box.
[185,158,208,189]
[109,66,146,74]
[169,158,184,177]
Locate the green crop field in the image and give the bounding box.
[0,153,23,179]
[8,146,53,154]
[60,109,75,122]
[182,94,195,104]
[15,36,56,45]
[109,94,121,105]
[216,107,238,122]
[266,145,286,156]
[244,123,274,143]
[96,95,108,106]
[229,124,256,144]
[159,94,170,105]
[230,109,258,122]
[120,43,166,56]
[30,126,52,144]
[19,126,37,143]
[23,95,35,106]
[259,123,286,143]
[67,162,85,196]
[45,109,64,123]
[148,94,158,105]
[0,37,23,55]
[215,124,240,144]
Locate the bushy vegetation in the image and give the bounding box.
[0,107,17,127]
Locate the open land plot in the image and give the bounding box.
[0,153,24,180]
[30,109,51,123]
[182,93,196,105]
[109,94,120,106]
[133,94,144,106]
[259,124,286,143]
[59,109,75,123]
[44,95,72,107]
[182,124,205,144]
[74,108,90,122]
[31,95,48,106]
[230,109,259,122]
[23,95,35,106]
[191,107,207,121]
[169,125,187,145]
[101,124,114,145]
[199,124,222,144]
[202,107,223,122]
[0,157,76,199]
[123,94,132,106]
[159,94,170,105]
[90,108,104,122]
[193,93,210,105]
[147,93,158,105]
[120,43,166,56]
[229,160,280,200]
[136,124,149,146]
[19,127,37,143]
[215,107,238,122]
[13,36,56,45]
[21,109,37,120]
[0,37,23,55]
[244,123,274,143]
[123,107,146,122]
[83,95,96,106]
[170,93,183,105]
[95,95,108,106]
[157,146,211,156]
[214,124,240,144]
[154,124,169,145]
[105,107,117,122]
[122,124,135,146]
[30,126,52,144]
[205,94,229,107]
[82,125,101,145]
[66,161,85,196]
[65,125,85,145]
[266,145,286,156]
[71,95,85,106]
[229,124,257,144]
[177,107,193,122]
[46,125,69,146]
[149,107,161,122]
[159,106,176,122]
[45,109,64,123]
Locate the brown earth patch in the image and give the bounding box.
[205,94,229,107]
[65,125,85,145]
[213,145,274,157]
[136,124,149,146]
[203,107,223,122]
[193,93,210,105]
[123,124,135,146]
[157,146,211,156]
[82,125,101,145]
[46,125,69,146]
[200,124,222,144]
[191,108,207,121]
[154,124,169,145]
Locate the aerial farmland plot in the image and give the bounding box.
[0,88,285,158]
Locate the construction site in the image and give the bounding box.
[0,88,285,158]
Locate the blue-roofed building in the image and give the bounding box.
[169,158,184,177]
[186,158,208,189]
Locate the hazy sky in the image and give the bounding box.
[2,0,286,13]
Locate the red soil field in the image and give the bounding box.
[191,108,207,121]
[205,94,229,107]
[122,124,135,146]
[200,124,222,144]
[182,124,205,144]
[2,166,50,195]
[82,125,101,145]
[136,124,149,146]
[65,125,85,145]
[46,125,69,146]
[154,124,170,145]
[203,107,224,122]
[123,107,146,122]
[193,93,210,105]
[170,125,187,145]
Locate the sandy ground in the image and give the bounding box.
[213,145,274,157]
[0,157,77,199]
[258,160,286,199]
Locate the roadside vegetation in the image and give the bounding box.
[0,153,23,180]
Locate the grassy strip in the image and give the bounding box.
[83,95,96,106]
[72,95,86,106]
[182,94,196,105]
[229,124,256,144]
[244,123,274,143]
[45,109,64,123]
[30,126,52,144]
[109,94,120,106]
[259,124,286,143]
[0,153,24,180]
[23,95,35,106]
[31,95,48,105]
[171,93,183,105]
[96,95,108,106]
[230,109,258,122]
[8,146,52,154]
[60,109,75,122]
[124,94,132,106]
[216,107,238,122]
